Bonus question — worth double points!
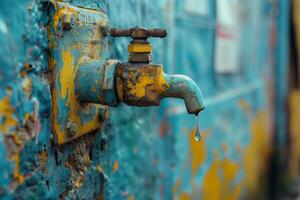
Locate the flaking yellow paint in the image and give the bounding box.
[0,96,17,134]
[60,48,75,101]
[52,49,102,144]
[126,66,170,100]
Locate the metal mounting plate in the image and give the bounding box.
[48,1,108,145]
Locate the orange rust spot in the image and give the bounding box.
[12,133,22,147]
[112,160,119,173]
[172,179,181,194]
[41,148,48,167]
[238,100,251,113]
[127,194,135,200]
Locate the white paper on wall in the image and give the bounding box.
[215,0,242,74]
[184,0,209,15]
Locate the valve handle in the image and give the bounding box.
[110,27,167,39]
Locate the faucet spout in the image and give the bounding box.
[160,73,205,115]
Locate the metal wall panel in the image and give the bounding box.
[0,0,289,199]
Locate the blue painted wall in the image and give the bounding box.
[0,0,289,199]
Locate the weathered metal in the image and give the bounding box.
[115,63,205,114]
[48,1,108,145]
[75,59,119,106]
[0,0,289,199]
[110,27,167,63]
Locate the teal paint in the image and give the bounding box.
[0,0,290,200]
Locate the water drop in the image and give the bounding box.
[194,114,201,142]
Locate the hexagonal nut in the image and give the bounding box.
[101,59,120,106]
[62,13,76,30]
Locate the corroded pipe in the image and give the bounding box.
[160,74,205,115]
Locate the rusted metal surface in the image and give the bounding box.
[0,0,290,199]
[75,59,119,106]
[48,1,108,145]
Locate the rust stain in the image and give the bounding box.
[172,179,181,194]
[112,160,119,173]
[41,148,48,168]
[238,100,251,113]
[52,49,102,144]
[127,194,135,200]
[125,66,170,99]
[12,153,25,184]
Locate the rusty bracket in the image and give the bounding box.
[48,1,108,145]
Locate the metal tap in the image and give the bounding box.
[75,27,205,115]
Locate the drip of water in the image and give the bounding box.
[194,114,201,142]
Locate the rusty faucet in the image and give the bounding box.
[75,27,205,115]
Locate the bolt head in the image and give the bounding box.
[62,13,76,30]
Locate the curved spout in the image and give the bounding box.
[160,73,205,115]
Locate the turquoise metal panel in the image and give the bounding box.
[0,0,290,200]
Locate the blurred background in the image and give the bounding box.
[0,0,299,199]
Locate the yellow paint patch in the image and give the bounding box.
[189,128,206,176]
[241,111,271,194]
[221,158,239,181]
[178,193,191,200]
[23,75,32,99]
[0,96,17,134]
[126,66,170,99]
[12,153,25,184]
[97,165,104,174]
[202,153,241,200]
[112,160,119,173]
[52,49,102,144]
[289,90,300,176]
[60,48,75,100]
[128,43,152,53]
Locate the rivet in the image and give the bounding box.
[62,13,76,30]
